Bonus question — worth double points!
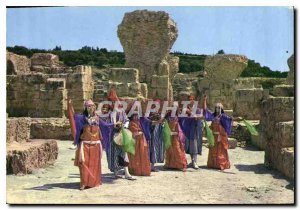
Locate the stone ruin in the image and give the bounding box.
[6,10,294,180]
[6,52,95,174]
[6,117,58,175]
[118,10,179,100]
[260,54,295,180]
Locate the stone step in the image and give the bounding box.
[6,139,58,175]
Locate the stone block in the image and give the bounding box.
[251,133,266,150]
[279,147,294,180]
[273,85,294,97]
[151,75,169,88]
[30,118,72,140]
[228,138,237,149]
[6,139,58,175]
[274,121,294,148]
[140,83,148,98]
[45,78,66,90]
[7,52,31,74]
[31,53,60,67]
[6,118,31,144]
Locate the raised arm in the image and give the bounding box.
[67,98,76,140]
[203,95,207,111]
[202,95,214,121]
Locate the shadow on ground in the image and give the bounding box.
[25,182,80,191]
[234,163,294,191]
[25,173,117,191]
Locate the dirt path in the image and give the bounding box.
[6,141,294,204]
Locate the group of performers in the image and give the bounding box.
[67,89,233,190]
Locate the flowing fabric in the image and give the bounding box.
[243,119,258,136]
[73,121,103,188]
[74,114,85,146]
[128,119,151,176]
[163,121,172,151]
[204,120,214,147]
[204,109,232,170]
[164,118,187,170]
[149,123,164,164]
[204,109,232,135]
[178,117,203,155]
[99,119,114,152]
[139,117,152,142]
[121,127,136,155]
[100,111,129,173]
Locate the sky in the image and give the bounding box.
[6,6,294,72]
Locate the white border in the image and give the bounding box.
[1,0,298,209]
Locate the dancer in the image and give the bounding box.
[203,95,232,170]
[179,95,203,169]
[147,98,164,172]
[164,102,187,171]
[105,89,135,180]
[68,99,104,190]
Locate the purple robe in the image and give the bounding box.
[204,109,232,136]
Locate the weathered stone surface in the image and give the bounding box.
[261,96,294,180]
[274,121,294,148]
[286,54,294,85]
[6,139,58,175]
[279,147,294,180]
[7,75,67,118]
[30,118,72,140]
[31,53,60,68]
[233,88,264,120]
[204,54,248,82]
[151,75,169,88]
[7,52,31,75]
[6,118,31,144]
[172,73,198,100]
[7,64,94,116]
[231,121,260,143]
[251,133,266,150]
[140,83,148,99]
[261,97,294,135]
[166,55,179,80]
[272,85,294,97]
[109,68,139,83]
[150,75,171,99]
[228,138,237,149]
[118,10,178,84]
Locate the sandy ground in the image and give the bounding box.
[6,141,294,204]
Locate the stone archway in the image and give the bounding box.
[7,60,16,75]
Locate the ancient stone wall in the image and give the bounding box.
[6,118,31,144]
[286,54,294,85]
[172,72,199,100]
[261,97,294,180]
[6,52,31,75]
[7,139,58,175]
[30,118,72,140]
[7,53,94,116]
[7,74,67,117]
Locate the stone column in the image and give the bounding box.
[117,10,178,100]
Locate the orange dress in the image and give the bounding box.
[207,118,230,170]
[74,125,102,188]
[128,120,151,176]
[165,119,187,170]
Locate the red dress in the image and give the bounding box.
[128,120,151,176]
[165,119,187,170]
[74,125,102,188]
[207,117,230,170]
